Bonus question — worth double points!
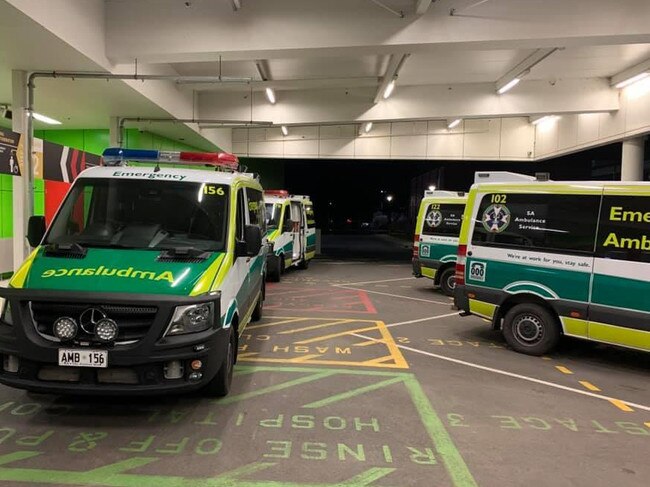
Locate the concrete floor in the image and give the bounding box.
[0,235,648,486]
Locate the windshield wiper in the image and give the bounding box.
[43,242,88,258]
[157,246,212,262]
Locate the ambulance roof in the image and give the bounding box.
[77,165,260,186]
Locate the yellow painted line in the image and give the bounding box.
[294,325,380,345]
[354,339,387,347]
[236,352,260,358]
[579,381,601,392]
[246,318,308,330]
[645,422,650,428]
[541,356,552,361]
[375,319,409,369]
[237,356,407,368]
[609,399,634,412]
[288,354,325,363]
[362,355,395,365]
[555,366,573,375]
[271,315,378,323]
[277,319,353,335]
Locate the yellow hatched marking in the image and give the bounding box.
[237,352,260,359]
[354,339,387,347]
[555,366,573,375]
[288,354,324,363]
[644,422,650,428]
[541,356,552,361]
[237,356,406,369]
[271,315,378,324]
[375,320,409,369]
[362,355,395,365]
[294,325,380,345]
[609,399,634,412]
[246,318,308,330]
[277,319,354,335]
[579,381,601,392]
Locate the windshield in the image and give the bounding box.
[266,203,283,229]
[46,178,229,252]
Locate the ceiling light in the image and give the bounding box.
[364,122,373,133]
[383,79,396,99]
[531,115,560,125]
[281,125,288,136]
[447,119,462,129]
[614,72,650,89]
[265,87,276,105]
[497,78,520,95]
[30,112,62,125]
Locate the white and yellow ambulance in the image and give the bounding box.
[455,171,650,355]
[413,190,467,296]
[264,190,316,281]
[0,148,267,396]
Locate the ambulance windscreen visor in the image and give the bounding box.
[45,178,230,252]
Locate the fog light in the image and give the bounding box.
[164,360,183,380]
[53,317,78,341]
[190,360,203,370]
[3,355,19,373]
[95,319,118,343]
[189,371,203,381]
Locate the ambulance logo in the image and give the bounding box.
[426,210,443,228]
[482,204,511,233]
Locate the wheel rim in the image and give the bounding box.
[512,314,544,346]
[446,274,456,291]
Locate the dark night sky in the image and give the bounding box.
[245,140,647,230]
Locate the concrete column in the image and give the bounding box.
[621,137,645,181]
[11,70,29,270]
[109,116,120,147]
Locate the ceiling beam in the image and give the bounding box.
[373,53,410,103]
[415,0,433,15]
[610,58,650,87]
[495,48,558,93]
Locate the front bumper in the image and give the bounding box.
[0,287,227,395]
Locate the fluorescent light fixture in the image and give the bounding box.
[265,87,276,104]
[281,125,288,136]
[29,112,62,125]
[614,72,649,89]
[364,122,373,133]
[383,79,396,99]
[386,195,394,202]
[531,115,560,125]
[497,78,520,95]
[447,119,462,129]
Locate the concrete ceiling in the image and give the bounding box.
[2,0,650,157]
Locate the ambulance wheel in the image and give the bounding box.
[268,256,281,282]
[204,327,235,397]
[252,282,264,322]
[502,303,560,356]
[439,268,456,297]
[298,257,309,270]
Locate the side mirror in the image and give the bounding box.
[282,219,293,233]
[27,216,46,247]
[244,225,262,256]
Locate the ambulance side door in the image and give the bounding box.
[233,188,252,315]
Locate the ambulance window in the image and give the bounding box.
[266,203,282,229]
[246,188,266,232]
[422,203,464,237]
[596,195,650,263]
[236,189,246,241]
[471,193,600,253]
[306,205,316,229]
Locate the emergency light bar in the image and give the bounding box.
[264,190,290,197]
[101,148,239,171]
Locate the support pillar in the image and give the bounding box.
[621,137,645,181]
[109,116,120,147]
[11,70,29,270]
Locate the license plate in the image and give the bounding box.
[58,349,107,368]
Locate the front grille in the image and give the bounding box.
[30,302,158,343]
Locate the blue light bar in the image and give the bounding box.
[102,148,160,165]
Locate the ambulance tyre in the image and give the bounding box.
[439,267,456,297]
[298,256,309,270]
[252,281,264,322]
[503,303,560,356]
[268,256,281,282]
[204,326,235,397]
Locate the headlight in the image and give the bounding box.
[166,302,215,336]
[0,298,12,326]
